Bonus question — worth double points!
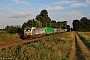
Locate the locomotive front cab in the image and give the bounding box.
[24,27,36,38]
[24,28,31,38]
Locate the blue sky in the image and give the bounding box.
[0,0,90,29]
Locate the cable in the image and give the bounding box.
[0,9,15,15]
[0,2,29,18]
[0,2,25,13]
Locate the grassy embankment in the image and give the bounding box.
[0,32,75,60]
[0,31,21,42]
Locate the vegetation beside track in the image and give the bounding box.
[0,32,75,60]
[0,31,21,42]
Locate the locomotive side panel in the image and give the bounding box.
[34,28,46,37]
[54,28,58,33]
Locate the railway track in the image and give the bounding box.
[75,33,90,60]
[0,33,60,50]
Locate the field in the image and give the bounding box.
[77,32,90,49]
[0,31,90,60]
[0,31,21,42]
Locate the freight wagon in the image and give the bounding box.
[44,27,54,35]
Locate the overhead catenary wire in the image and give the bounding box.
[0,9,18,18]
[0,2,25,13]
[0,9,15,15]
[0,9,14,18]
[0,1,28,18]
[0,2,26,14]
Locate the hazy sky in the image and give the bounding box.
[0,0,90,29]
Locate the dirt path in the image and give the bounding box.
[75,33,90,60]
[69,32,90,60]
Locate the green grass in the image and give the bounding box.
[0,31,21,42]
[0,32,75,60]
[77,32,90,49]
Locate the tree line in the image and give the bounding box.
[4,10,90,34]
[22,9,67,29]
[4,9,68,34]
[5,25,22,34]
[72,17,90,32]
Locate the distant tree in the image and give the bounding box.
[67,25,70,32]
[22,22,28,29]
[51,20,58,28]
[35,9,51,27]
[62,21,67,29]
[35,20,42,27]
[27,19,35,27]
[22,9,68,30]
[72,19,82,31]
[22,19,42,29]
[22,19,35,29]
[5,25,21,34]
[73,19,78,31]
[57,21,67,29]
[57,21,61,28]
[71,27,73,31]
[80,17,88,22]
[72,17,90,32]
[0,29,5,31]
[80,17,90,31]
